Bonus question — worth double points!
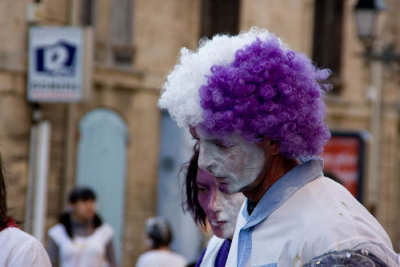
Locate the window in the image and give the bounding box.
[77,108,128,262]
[110,0,134,66]
[313,0,344,93]
[201,0,240,39]
[80,0,96,26]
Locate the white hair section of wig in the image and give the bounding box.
[158,27,285,128]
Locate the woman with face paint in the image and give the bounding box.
[184,148,245,267]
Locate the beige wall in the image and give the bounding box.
[240,0,314,54]
[134,0,201,73]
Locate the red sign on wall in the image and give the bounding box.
[321,132,367,201]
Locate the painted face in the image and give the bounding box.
[196,168,245,239]
[194,126,266,194]
[71,199,96,222]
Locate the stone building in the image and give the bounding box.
[0,0,200,265]
[0,0,399,266]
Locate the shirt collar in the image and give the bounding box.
[241,158,324,229]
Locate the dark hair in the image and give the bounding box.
[68,187,96,203]
[60,186,101,238]
[0,155,11,228]
[145,217,173,249]
[183,146,207,228]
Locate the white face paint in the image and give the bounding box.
[194,126,266,194]
[197,169,245,239]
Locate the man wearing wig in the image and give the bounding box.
[159,28,399,266]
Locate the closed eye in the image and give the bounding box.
[213,140,233,149]
[197,185,209,193]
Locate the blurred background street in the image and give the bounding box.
[0,0,399,266]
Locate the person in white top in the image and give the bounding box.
[158,28,399,266]
[47,187,117,267]
[0,154,51,267]
[136,217,187,267]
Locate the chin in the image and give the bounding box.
[212,226,233,240]
[214,229,228,239]
[219,231,233,240]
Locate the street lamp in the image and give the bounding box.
[354,0,385,45]
[353,0,386,214]
[354,0,400,64]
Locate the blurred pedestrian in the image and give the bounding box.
[47,187,117,267]
[184,147,245,266]
[0,155,51,266]
[136,217,187,267]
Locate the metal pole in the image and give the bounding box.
[24,124,37,234]
[62,104,76,209]
[368,59,383,207]
[32,121,51,242]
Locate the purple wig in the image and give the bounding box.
[198,36,331,158]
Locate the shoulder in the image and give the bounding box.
[48,223,65,236]
[165,251,187,266]
[0,228,51,266]
[136,251,156,266]
[287,178,394,261]
[169,251,187,262]
[100,223,114,234]
[1,227,40,245]
[281,177,385,234]
[97,223,114,241]
[137,250,186,267]
[278,177,366,221]
[48,223,69,245]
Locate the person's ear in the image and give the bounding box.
[260,138,280,156]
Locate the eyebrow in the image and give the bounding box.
[196,181,208,187]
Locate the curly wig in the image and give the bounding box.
[159,27,331,158]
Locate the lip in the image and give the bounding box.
[209,220,227,227]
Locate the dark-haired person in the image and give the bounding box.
[47,187,117,267]
[159,28,399,266]
[136,217,187,267]
[184,149,244,267]
[0,156,51,266]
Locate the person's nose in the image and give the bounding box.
[209,190,223,214]
[198,144,217,174]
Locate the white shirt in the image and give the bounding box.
[136,249,187,267]
[199,236,225,267]
[226,159,399,267]
[0,227,51,267]
[48,223,113,267]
